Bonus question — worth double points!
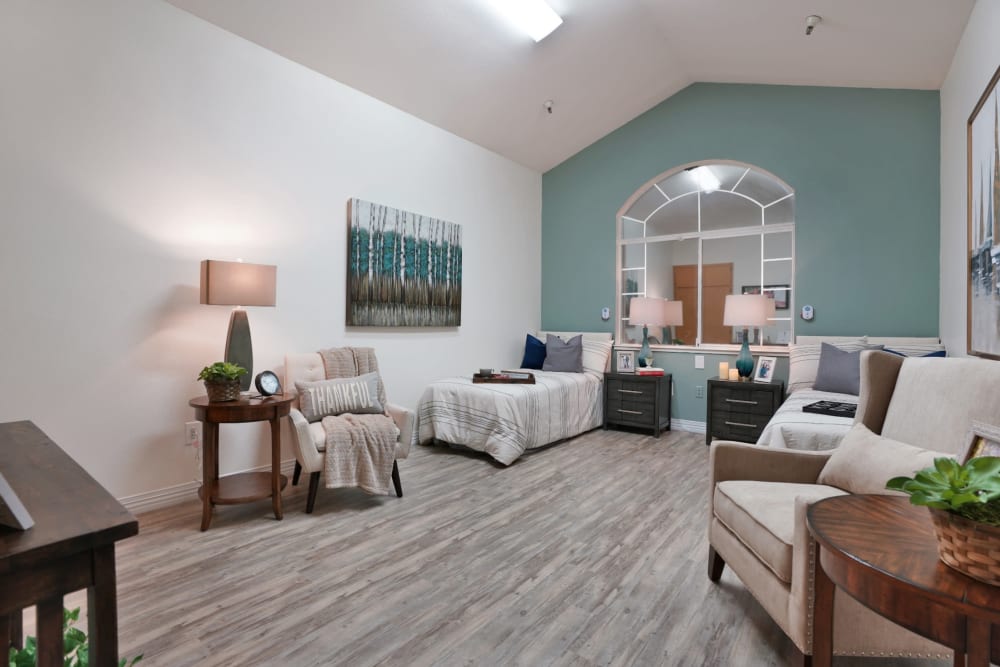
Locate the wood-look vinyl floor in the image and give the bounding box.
[40,429,946,666]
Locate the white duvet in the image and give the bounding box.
[416,369,604,465]
[756,388,858,451]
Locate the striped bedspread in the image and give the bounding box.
[416,370,604,465]
[756,388,858,451]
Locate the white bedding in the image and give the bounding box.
[756,388,858,451]
[416,369,604,465]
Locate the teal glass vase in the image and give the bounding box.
[735,329,754,379]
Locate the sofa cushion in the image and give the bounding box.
[817,423,953,495]
[714,481,847,583]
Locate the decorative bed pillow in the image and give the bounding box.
[580,338,613,375]
[542,334,583,372]
[787,339,865,395]
[812,342,883,396]
[817,423,953,495]
[295,372,384,422]
[884,346,946,358]
[520,334,546,369]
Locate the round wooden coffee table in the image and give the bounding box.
[807,495,1000,667]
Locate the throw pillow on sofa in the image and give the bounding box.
[817,423,953,495]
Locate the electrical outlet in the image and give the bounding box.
[695,385,704,398]
[184,421,201,448]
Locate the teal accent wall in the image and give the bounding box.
[542,83,940,422]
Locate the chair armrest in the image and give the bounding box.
[386,402,415,459]
[855,350,903,435]
[287,408,324,473]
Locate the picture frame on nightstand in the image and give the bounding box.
[753,356,776,383]
[615,349,635,374]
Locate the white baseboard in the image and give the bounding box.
[118,458,298,514]
[671,418,706,434]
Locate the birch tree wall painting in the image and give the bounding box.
[347,198,462,327]
[968,65,1000,359]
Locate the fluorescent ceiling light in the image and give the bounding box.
[484,0,563,42]
[692,166,720,193]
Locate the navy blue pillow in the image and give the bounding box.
[520,334,546,369]
[884,348,946,358]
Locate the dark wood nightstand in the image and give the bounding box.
[706,378,784,445]
[603,372,672,437]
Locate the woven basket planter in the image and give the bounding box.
[204,379,241,402]
[928,508,1000,586]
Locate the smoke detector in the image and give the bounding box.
[805,15,822,36]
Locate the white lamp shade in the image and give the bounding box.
[723,294,770,327]
[662,300,683,326]
[629,296,667,326]
[200,260,277,307]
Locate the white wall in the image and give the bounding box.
[0,0,541,500]
[940,0,1000,355]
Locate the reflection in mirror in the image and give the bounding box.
[617,161,794,347]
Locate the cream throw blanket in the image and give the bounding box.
[318,347,397,495]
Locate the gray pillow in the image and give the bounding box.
[295,372,384,421]
[813,343,883,395]
[542,334,583,372]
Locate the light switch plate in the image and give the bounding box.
[694,355,705,369]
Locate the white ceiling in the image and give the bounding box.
[166,0,975,172]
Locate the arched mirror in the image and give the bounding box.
[617,161,794,348]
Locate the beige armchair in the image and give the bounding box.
[284,350,415,513]
[708,351,1000,664]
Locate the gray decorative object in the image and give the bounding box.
[0,471,34,530]
[542,334,583,373]
[347,198,462,327]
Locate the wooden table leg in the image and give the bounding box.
[88,544,120,667]
[812,548,835,667]
[200,421,217,531]
[965,617,990,667]
[36,596,63,667]
[10,608,21,649]
[0,613,11,659]
[270,416,283,520]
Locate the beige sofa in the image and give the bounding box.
[708,351,1000,663]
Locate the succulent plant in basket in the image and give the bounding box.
[887,456,1000,584]
[197,361,247,402]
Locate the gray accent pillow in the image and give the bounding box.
[813,342,883,395]
[295,372,384,422]
[542,334,583,372]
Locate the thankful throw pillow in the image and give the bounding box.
[295,372,384,422]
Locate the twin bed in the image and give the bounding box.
[757,335,946,450]
[416,332,612,464]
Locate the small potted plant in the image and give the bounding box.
[197,361,247,402]
[887,456,1000,585]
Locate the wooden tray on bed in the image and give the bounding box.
[472,371,536,384]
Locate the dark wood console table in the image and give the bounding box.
[189,394,293,531]
[0,420,138,667]
[808,494,1000,667]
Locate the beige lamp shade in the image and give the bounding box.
[200,260,277,307]
[662,300,683,326]
[723,294,770,327]
[629,296,667,326]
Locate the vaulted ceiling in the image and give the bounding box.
[167,0,975,172]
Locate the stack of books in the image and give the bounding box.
[636,366,665,376]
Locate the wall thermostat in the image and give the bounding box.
[601,307,610,321]
[801,305,814,321]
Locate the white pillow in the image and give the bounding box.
[817,423,953,495]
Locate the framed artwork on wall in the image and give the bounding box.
[741,284,790,310]
[347,198,462,327]
[967,64,1000,359]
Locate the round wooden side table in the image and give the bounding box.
[807,494,1000,667]
[189,394,294,531]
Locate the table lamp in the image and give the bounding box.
[200,260,277,391]
[723,294,770,380]
[629,296,667,368]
